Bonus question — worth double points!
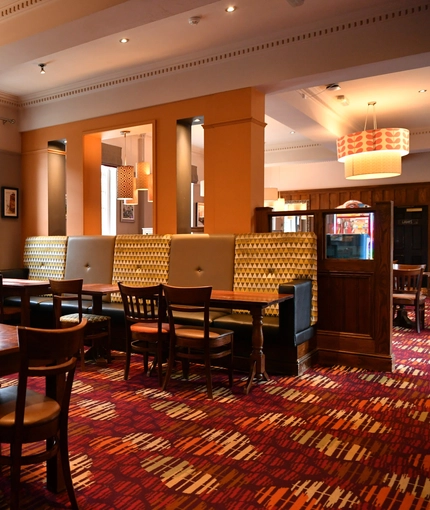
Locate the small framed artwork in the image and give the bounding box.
[120,202,135,222]
[1,187,18,218]
[196,202,204,226]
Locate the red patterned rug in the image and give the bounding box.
[1,319,430,509]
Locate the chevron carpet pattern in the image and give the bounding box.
[0,319,429,509]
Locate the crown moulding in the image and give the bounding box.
[5,2,429,110]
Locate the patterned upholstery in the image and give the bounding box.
[60,313,110,324]
[23,236,68,281]
[111,235,172,303]
[233,233,318,323]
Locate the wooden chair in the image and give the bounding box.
[393,263,426,270]
[393,267,425,332]
[119,282,169,385]
[0,319,87,510]
[50,278,112,370]
[162,285,234,399]
[0,274,22,324]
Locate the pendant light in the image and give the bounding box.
[337,102,409,180]
[117,131,134,199]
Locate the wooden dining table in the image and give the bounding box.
[2,278,51,326]
[1,279,119,326]
[0,323,65,493]
[209,289,293,394]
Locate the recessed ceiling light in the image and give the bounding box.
[290,130,295,134]
[418,89,427,93]
[225,6,236,13]
[119,38,129,44]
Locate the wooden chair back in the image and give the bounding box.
[50,278,84,327]
[393,263,426,271]
[119,282,165,328]
[163,284,211,337]
[393,267,423,295]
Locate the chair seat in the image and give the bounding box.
[60,313,110,324]
[131,321,170,335]
[393,293,426,305]
[0,386,60,428]
[0,307,21,316]
[176,327,233,341]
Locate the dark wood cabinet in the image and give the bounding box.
[255,202,393,373]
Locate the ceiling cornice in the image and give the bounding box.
[16,1,429,110]
[0,92,19,108]
[0,0,46,21]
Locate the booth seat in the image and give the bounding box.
[3,232,317,375]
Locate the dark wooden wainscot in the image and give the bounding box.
[255,202,394,373]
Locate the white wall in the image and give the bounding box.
[265,152,430,192]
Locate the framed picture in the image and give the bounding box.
[196,202,204,226]
[120,202,135,222]
[1,187,18,218]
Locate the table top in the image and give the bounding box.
[3,278,50,287]
[0,323,19,356]
[82,283,119,295]
[210,289,293,308]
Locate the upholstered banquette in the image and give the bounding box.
[3,233,317,375]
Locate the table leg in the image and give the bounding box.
[90,295,103,315]
[20,293,31,326]
[393,307,415,328]
[245,308,270,394]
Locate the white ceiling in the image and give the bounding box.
[1,0,429,161]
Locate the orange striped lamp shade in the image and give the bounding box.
[337,128,409,180]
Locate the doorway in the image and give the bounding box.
[394,205,428,267]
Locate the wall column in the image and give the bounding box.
[203,88,265,234]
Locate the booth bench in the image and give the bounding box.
[3,233,317,375]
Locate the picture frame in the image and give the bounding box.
[120,202,135,222]
[196,202,204,227]
[1,187,18,218]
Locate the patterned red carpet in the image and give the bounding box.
[1,320,430,509]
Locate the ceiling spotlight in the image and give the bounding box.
[419,89,427,93]
[286,0,305,6]
[188,16,201,25]
[225,6,236,13]
[119,37,129,44]
[326,83,340,91]
[38,63,46,74]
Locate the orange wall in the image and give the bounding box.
[21,88,265,239]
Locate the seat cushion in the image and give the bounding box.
[60,313,110,324]
[176,327,233,340]
[393,293,426,305]
[131,322,170,334]
[0,386,60,427]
